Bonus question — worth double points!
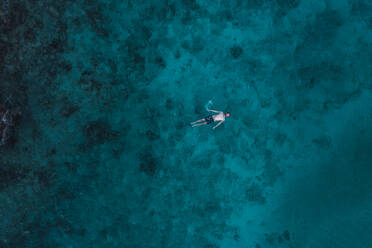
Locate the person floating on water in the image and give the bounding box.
[191,109,230,129]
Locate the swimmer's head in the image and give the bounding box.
[225,112,230,117]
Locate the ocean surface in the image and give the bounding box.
[0,0,371,247]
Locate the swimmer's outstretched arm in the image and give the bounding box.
[208,109,221,113]
[213,120,223,130]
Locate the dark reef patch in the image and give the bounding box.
[181,0,200,11]
[282,230,290,241]
[59,96,79,118]
[155,56,166,68]
[145,129,160,141]
[352,0,372,28]
[139,150,158,176]
[165,98,174,110]
[191,36,204,54]
[230,45,243,59]
[83,119,119,145]
[0,163,29,190]
[60,103,79,118]
[261,162,282,186]
[305,9,344,44]
[56,184,76,201]
[35,167,56,188]
[58,60,73,73]
[245,183,266,204]
[312,135,332,150]
[0,39,9,66]
[85,7,109,38]
[276,0,300,9]
[264,230,291,246]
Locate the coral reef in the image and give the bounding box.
[0,0,371,247]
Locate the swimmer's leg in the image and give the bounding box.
[190,119,205,125]
[192,122,207,127]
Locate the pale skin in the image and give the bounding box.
[190,110,229,129]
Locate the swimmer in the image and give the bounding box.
[191,110,230,129]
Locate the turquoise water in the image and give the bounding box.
[0,0,372,247]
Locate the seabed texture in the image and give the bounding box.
[0,0,371,247]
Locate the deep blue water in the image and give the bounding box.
[0,0,372,247]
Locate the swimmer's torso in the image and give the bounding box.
[213,112,225,121]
